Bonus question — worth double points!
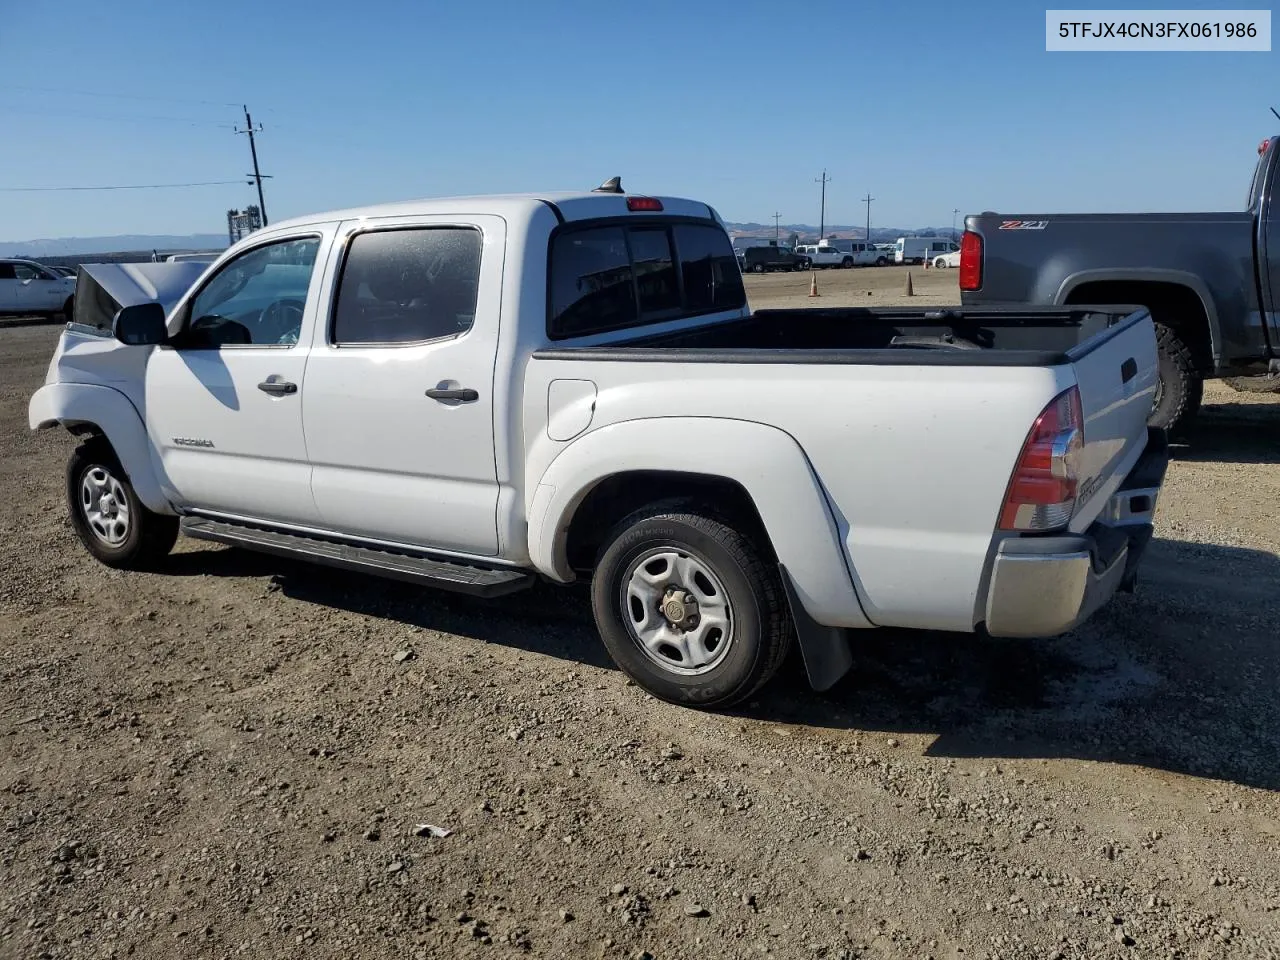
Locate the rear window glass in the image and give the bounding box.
[548,220,745,339]
[674,224,746,313]
[628,227,680,314]
[549,227,637,339]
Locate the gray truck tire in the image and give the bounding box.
[1150,324,1202,434]
[67,438,178,570]
[591,505,792,709]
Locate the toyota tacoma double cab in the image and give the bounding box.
[29,178,1168,709]
[958,134,1280,434]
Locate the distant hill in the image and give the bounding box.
[0,234,227,259]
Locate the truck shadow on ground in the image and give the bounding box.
[1171,398,1280,464]
[167,535,1280,792]
[760,536,1280,792]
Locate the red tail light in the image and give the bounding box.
[1259,138,1271,156]
[998,386,1084,531]
[959,230,982,291]
[626,196,664,212]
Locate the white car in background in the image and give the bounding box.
[0,258,77,321]
[933,247,962,269]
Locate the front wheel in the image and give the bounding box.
[67,439,178,569]
[61,296,74,321]
[753,263,766,273]
[591,506,792,709]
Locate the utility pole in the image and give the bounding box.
[772,212,783,240]
[952,208,960,240]
[236,104,271,227]
[862,193,874,243]
[815,170,831,241]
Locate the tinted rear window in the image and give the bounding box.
[675,224,746,313]
[548,219,746,339]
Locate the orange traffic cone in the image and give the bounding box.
[904,271,914,296]
[808,270,820,297]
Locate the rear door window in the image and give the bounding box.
[332,227,482,345]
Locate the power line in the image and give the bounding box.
[0,180,248,193]
[4,83,243,108]
[0,106,236,128]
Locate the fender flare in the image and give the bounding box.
[1054,268,1222,366]
[28,382,173,514]
[527,418,872,689]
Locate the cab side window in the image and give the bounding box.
[331,227,483,346]
[180,237,320,348]
[13,263,53,281]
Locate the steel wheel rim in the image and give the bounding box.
[80,466,131,546]
[620,547,734,677]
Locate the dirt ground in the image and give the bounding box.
[3,275,1280,960]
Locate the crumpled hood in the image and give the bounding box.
[77,261,209,317]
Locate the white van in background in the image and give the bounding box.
[895,237,959,265]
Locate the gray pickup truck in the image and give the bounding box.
[957,134,1280,433]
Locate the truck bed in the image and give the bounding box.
[527,303,1160,634]
[534,305,1146,367]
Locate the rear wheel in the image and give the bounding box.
[1149,323,1202,434]
[753,263,766,273]
[590,505,792,709]
[67,438,178,570]
[841,257,853,268]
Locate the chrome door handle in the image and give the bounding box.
[258,379,297,396]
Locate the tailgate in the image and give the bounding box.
[1066,308,1160,532]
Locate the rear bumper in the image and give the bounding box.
[983,428,1168,638]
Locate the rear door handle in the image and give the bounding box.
[258,379,298,396]
[425,387,478,402]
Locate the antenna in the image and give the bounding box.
[1270,105,1280,122]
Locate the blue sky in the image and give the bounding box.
[1,0,1275,241]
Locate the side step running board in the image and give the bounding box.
[180,517,536,599]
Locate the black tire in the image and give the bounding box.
[841,258,853,268]
[67,438,178,570]
[590,504,792,709]
[1149,323,1202,433]
[876,257,888,266]
[753,263,766,273]
[1224,373,1280,394]
[62,296,74,321]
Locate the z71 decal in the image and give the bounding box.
[997,220,1050,230]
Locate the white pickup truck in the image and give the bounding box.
[29,180,1169,709]
[1,258,78,320]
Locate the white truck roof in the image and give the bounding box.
[263,188,721,234]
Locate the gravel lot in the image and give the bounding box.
[3,272,1280,960]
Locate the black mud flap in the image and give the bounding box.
[779,564,853,692]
